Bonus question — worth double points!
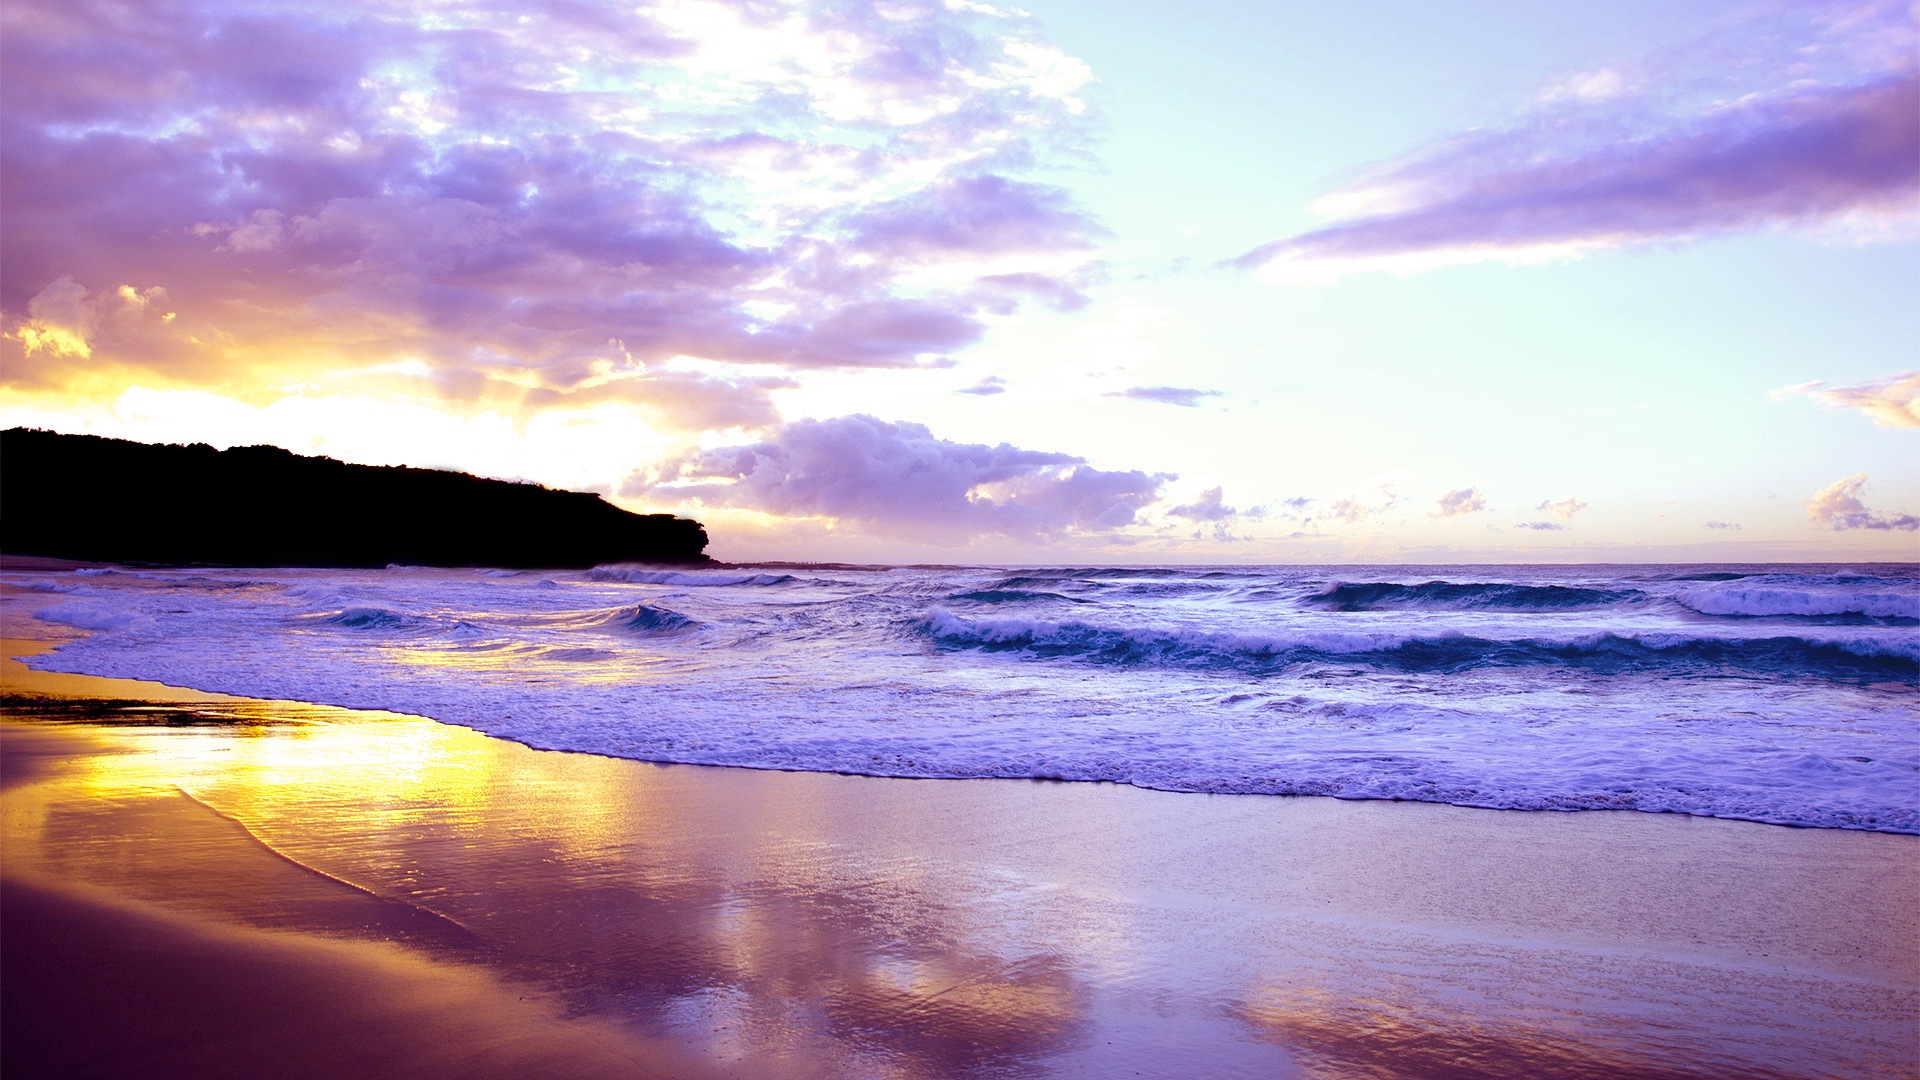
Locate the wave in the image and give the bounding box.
[1311,581,1640,611]
[1676,587,1919,621]
[21,579,92,594]
[922,608,1918,679]
[985,574,1093,591]
[586,565,796,587]
[541,646,618,662]
[1111,581,1226,599]
[33,601,139,631]
[603,603,699,635]
[995,567,1195,581]
[322,607,431,631]
[950,589,1083,604]
[982,575,1224,598]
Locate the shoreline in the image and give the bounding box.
[12,597,1914,836]
[3,601,1916,1077]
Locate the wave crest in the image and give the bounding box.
[922,608,1917,678]
[1311,581,1640,611]
[1676,587,1919,621]
[324,607,428,631]
[949,588,1082,604]
[587,565,795,587]
[604,603,699,635]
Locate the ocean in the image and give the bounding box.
[14,562,1918,833]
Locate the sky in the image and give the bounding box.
[2,0,1915,563]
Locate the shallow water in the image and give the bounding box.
[13,562,1919,831]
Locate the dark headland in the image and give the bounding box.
[0,428,709,568]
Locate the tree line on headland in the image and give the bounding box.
[0,428,710,569]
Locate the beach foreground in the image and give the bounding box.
[2,609,1916,1078]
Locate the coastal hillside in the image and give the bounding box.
[0,428,709,568]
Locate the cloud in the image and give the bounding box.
[1432,486,1487,517]
[1329,471,1410,523]
[1702,521,1742,530]
[1108,386,1221,407]
[969,273,1092,314]
[0,0,1102,414]
[1231,6,1918,282]
[630,414,1166,540]
[1168,486,1236,522]
[1531,67,1631,107]
[1774,370,1920,428]
[1806,473,1919,531]
[1516,521,1565,531]
[957,376,1007,396]
[848,176,1097,261]
[1536,497,1587,520]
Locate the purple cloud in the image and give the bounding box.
[970,273,1092,314]
[958,376,1007,396]
[1108,386,1222,407]
[849,176,1097,260]
[1233,8,1919,282]
[1806,474,1919,531]
[1168,486,1236,522]
[631,414,1166,540]
[1516,521,1565,531]
[0,0,1102,414]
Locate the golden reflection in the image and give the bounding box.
[1,687,1091,1078]
[382,641,699,688]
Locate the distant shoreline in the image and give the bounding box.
[2,428,712,569]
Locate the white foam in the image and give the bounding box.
[1676,586,1919,620]
[34,601,142,631]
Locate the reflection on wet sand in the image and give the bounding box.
[3,622,1916,1079]
[2,698,1097,1078]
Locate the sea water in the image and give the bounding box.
[14,563,1917,832]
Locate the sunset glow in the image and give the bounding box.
[3,0,1914,561]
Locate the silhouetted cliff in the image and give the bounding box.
[1,429,709,568]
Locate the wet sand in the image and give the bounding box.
[2,590,1916,1079]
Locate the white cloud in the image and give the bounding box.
[1806,473,1919,531]
[1536,497,1587,520]
[1330,470,1412,523]
[1774,370,1920,428]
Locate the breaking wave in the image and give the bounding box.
[586,565,796,587]
[1675,587,1918,621]
[949,589,1083,604]
[603,603,699,635]
[323,607,427,631]
[922,608,1918,679]
[1310,581,1640,611]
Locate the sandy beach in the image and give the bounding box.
[3,586,1916,1079]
